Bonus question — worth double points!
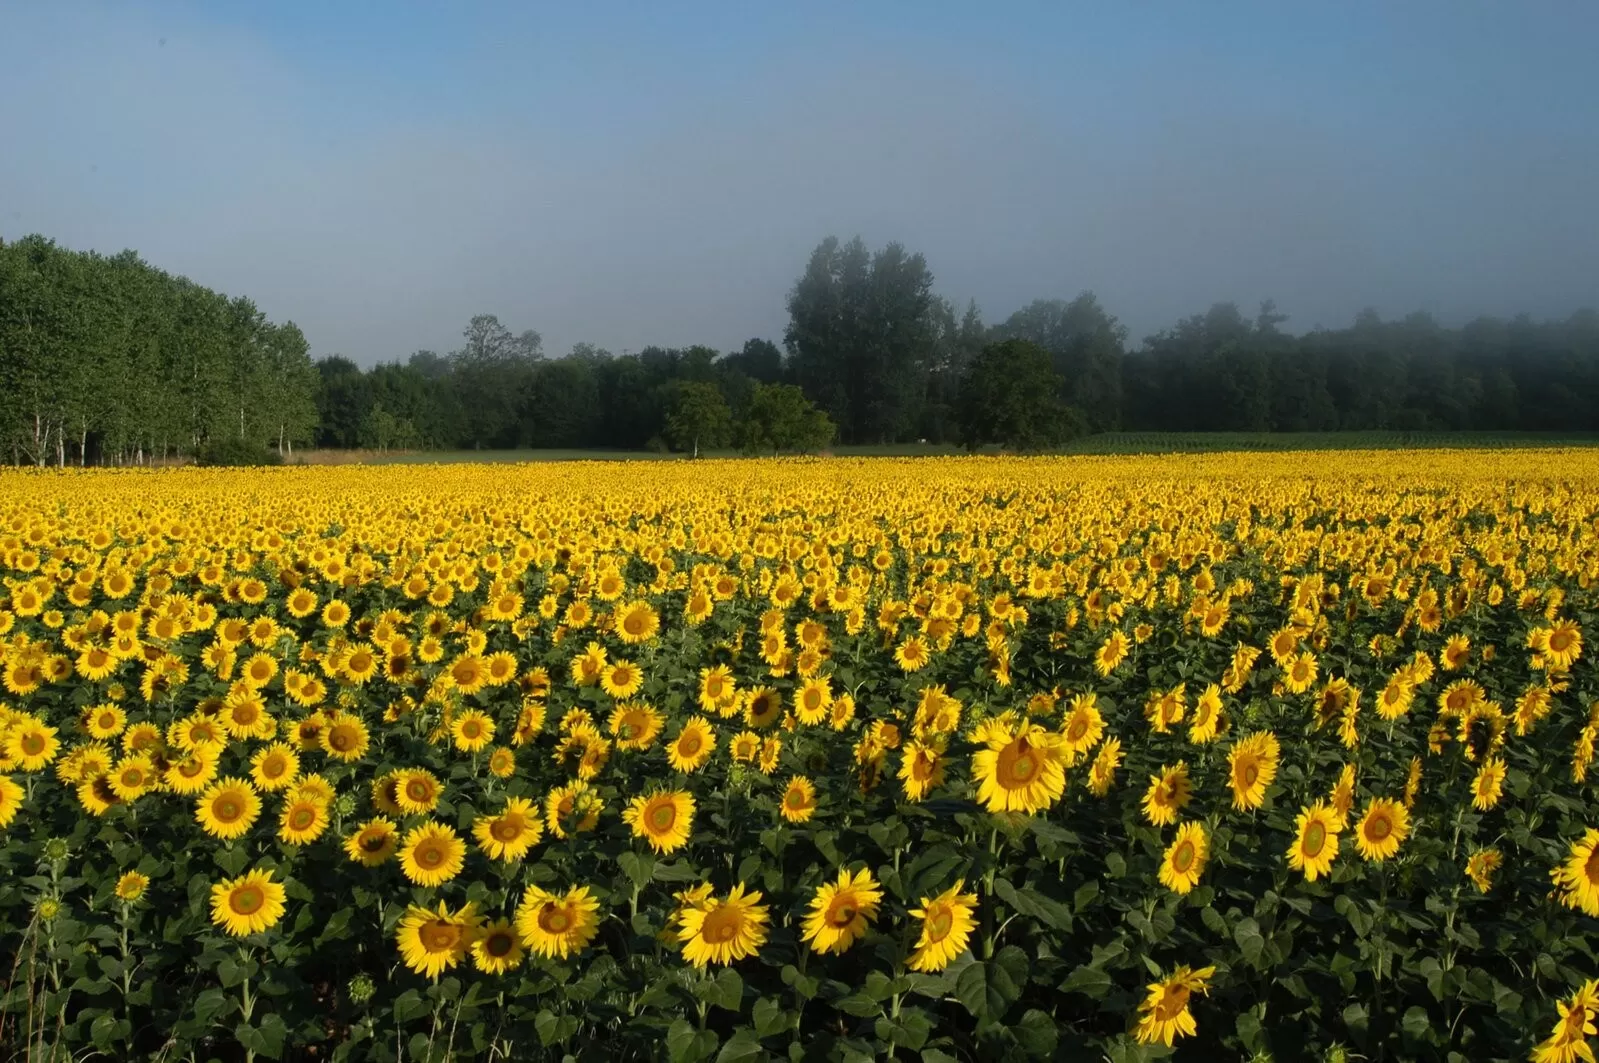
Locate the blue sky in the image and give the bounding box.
[2,2,1595,362]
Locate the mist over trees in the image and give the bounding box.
[5,229,1599,463]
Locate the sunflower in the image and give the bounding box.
[1060,694,1106,759]
[1542,618,1584,671]
[249,743,300,792]
[1329,764,1357,826]
[622,790,695,854]
[279,796,329,846]
[599,659,644,700]
[320,714,370,762]
[801,868,882,955]
[1441,633,1470,670]
[615,600,661,644]
[395,769,443,815]
[85,704,127,740]
[294,773,336,807]
[1093,630,1129,676]
[697,665,736,714]
[1227,731,1280,811]
[1088,738,1123,797]
[1464,847,1502,894]
[545,781,603,839]
[894,636,930,672]
[6,719,59,772]
[1376,674,1414,721]
[1141,763,1191,827]
[473,797,543,862]
[677,883,769,967]
[744,688,782,729]
[729,731,761,763]
[115,870,150,902]
[77,774,120,816]
[1282,651,1319,695]
[450,711,496,753]
[1187,685,1224,745]
[1288,802,1341,881]
[780,776,818,823]
[1552,829,1599,916]
[609,702,664,751]
[1354,798,1410,862]
[0,774,24,829]
[1134,965,1217,1047]
[344,818,399,866]
[1158,821,1208,895]
[906,879,978,972]
[399,822,467,887]
[667,717,716,772]
[209,868,287,937]
[515,885,601,959]
[898,742,944,801]
[397,900,481,980]
[487,745,517,778]
[108,755,157,802]
[970,724,1067,814]
[195,777,262,841]
[1532,979,1599,1063]
[1471,756,1507,811]
[470,918,524,975]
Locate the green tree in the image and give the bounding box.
[737,383,835,455]
[665,381,733,457]
[784,236,937,444]
[957,339,1082,451]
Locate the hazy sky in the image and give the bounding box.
[2,2,1596,364]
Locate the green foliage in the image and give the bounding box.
[736,383,836,454]
[665,382,734,457]
[0,234,317,466]
[957,339,1085,451]
[193,436,285,467]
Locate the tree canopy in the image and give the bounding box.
[6,229,1599,464]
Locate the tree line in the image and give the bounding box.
[0,235,318,466]
[5,229,1598,463]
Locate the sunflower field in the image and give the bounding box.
[2,452,1598,1063]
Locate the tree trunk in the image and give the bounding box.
[56,425,65,468]
[80,425,88,466]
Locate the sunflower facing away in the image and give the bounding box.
[677,883,769,967]
[1134,965,1217,1046]
[622,789,695,854]
[209,868,287,937]
[1158,821,1209,895]
[907,880,978,973]
[801,867,883,955]
[515,885,601,959]
[1465,847,1502,894]
[397,900,481,980]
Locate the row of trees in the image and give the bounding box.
[0,235,318,465]
[8,229,1599,463]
